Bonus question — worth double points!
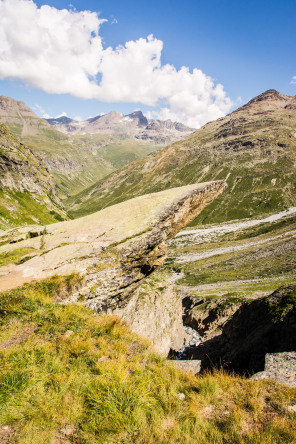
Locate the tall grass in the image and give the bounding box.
[0,276,295,443]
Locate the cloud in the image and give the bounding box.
[34,103,45,114]
[291,76,296,85]
[0,0,233,127]
[0,0,105,99]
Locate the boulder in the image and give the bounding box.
[252,352,296,386]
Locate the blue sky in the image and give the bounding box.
[0,0,295,127]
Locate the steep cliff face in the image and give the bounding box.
[188,284,296,376]
[115,270,186,355]
[0,123,67,229]
[67,89,296,222]
[0,181,225,353]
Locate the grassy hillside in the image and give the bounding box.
[0,100,161,199]
[0,189,66,230]
[4,117,159,198]
[0,124,67,230]
[67,90,296,223]
[0,276,295,443]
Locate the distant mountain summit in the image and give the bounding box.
[67,89,296,222]
[0,96,188,199]
[46,110,194,145]
[0,96,38,119]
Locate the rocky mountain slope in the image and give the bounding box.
[0,96,193,200]
[0,123,67,230]
[188,284,296,378]
[47,110,194,145]
[0,180,225,354]
[67,89,296,222]
[166,206,296,343]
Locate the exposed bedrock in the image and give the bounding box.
[0,181,225,354]
[188,285,296,380]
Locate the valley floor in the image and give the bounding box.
[168,207,296,300]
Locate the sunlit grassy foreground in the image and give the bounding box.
[0,276,295,443]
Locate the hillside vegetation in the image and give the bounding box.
[0,123,67,230]
[0,97,164,199]
[0,277,295,443]
[67,90,296,223]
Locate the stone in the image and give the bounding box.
[115,272,185,356]
[177,393,186,401]
[188,285,296,375]
[252,352,296,386]
[171,360,201,375]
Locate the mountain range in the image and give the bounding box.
[46,110,194,144]
[66,89,296,223]
[0,96,194,199]
[0,89,296,442]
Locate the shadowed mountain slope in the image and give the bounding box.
[67,89,296,223]
[0,123,67,229]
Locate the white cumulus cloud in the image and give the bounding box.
[291,76,296,85]
[0,0,233,127]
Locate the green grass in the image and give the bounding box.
[66,107,296,222]
[0,248,36,267]
[0,189,66,230]
[0,123,68,230]
[0,276,295,443]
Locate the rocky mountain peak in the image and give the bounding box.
[46,108,194,144]
[0,96,38,119]
[47,116,73,125]
[127,110,148,126]
[241,89,292,112]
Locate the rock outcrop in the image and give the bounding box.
[182,292,242,340]
[188,285,296,375]
[0,123,67,229]
[171,360,201,375]
[0,181,225,353]
[252,352,296,386]
[115,271,186,355]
